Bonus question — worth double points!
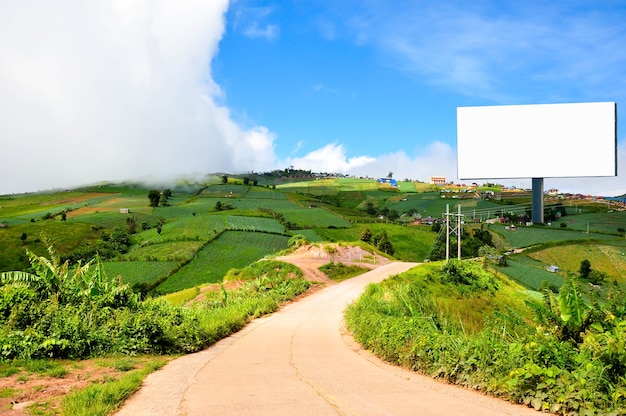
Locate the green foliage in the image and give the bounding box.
[359,228,372,243]
[0,243,310,360]
[373,230,394,255]
[147,190,160,208]
[156,231,291,293]
[346,262,626,414]
[223,260,303,283]
[525,278,596,344]
[579,259,592,279]
[440,259,498,294]
[287,234,308,248]
[318,261,368,281]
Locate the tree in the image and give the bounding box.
[126,216,137,234]
[359,228,373,243]
[387,210,399,221]
[222,175,228,184]
[20,232,27,244]
[148,190,161,207]
[373,230,394,255]
[579,259,592,280]
[215,201,223,211]
[243,177,250,185]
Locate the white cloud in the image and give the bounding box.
[0,0,278,194]
[346,141,459,182]
[284,141,457,182]
[243,22,279,40]
[284,143,375,173]
[233,5,279,41]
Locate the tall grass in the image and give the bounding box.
[61,359,167,416]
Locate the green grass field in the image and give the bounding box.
[490,223,620,249]
[155,231,291,293]
[223,215,285,233]
[315,223,435,262]
[495,257,564,291]
[525,241,626,280]
[281,208,351,228]
[125,241,206,262]
[0,221,102,272]
[103,261,179,287]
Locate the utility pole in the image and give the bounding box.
[444,204,464,261]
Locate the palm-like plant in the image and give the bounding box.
[1,234,131,305]
[526,277,595,344]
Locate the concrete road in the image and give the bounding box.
[116,262,540,416]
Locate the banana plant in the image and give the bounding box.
[1,234,119,304]
[525,277,595,344]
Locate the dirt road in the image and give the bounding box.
[116,262,540,415]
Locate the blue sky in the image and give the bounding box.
[214,0,626,193]
[0,1,625,195]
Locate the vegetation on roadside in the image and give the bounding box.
[0,241,310,360]
[346,259,626,414]
[319,261,369,282]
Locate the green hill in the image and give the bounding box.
[2,177,625,295]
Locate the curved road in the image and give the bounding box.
[116,262,540,416]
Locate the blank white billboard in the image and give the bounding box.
[457,102,617,179]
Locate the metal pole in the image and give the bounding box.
[457,204,462,259]
[445,204,450,262]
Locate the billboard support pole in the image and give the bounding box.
[532,178,544,224]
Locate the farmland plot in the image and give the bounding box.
[281,208,351,228]
[155,231,291,293]
[496,257,564,291]
[103,261,179,287]
[491,224,619,249]
[247,188,289,199]
[224,215,285,234]
[125,241,206,262]
[224,198,300,211]
[552,211,626,234]
[135,215,226,243]
[527,242,626,280]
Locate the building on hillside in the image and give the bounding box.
[430,176,446,185]
[378,178,397,187]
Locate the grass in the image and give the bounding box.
[523,242,626,285]
[155,231,291,293]
[281,207,351,228]
[223,215,285,233]
[161,286,201,306]
[0,221,102,272]
[495,257,564,291]
[125,241,206,262]
[316,223,436,262]
[102,261,180,287]
[318,261,369,282]
[60,358,167,416]
[490,223,620,249]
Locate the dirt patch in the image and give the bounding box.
[274,243,390,283]
[0,356,167,415]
